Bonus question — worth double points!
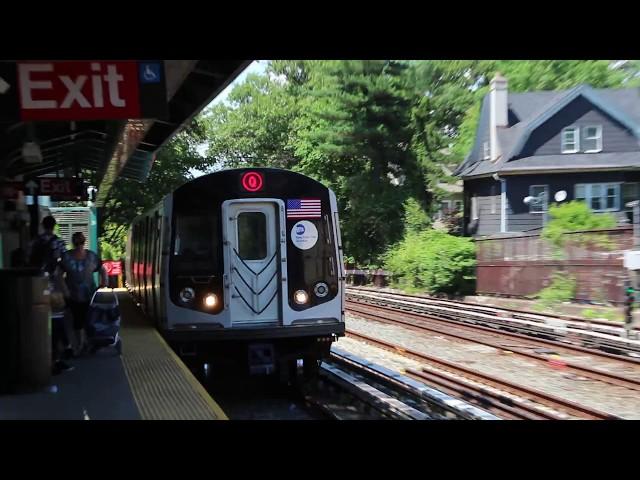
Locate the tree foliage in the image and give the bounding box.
[99,239,123,261]
[383,229,476,294]
[291,61,425,263]
[541,201,617,247]
[403,197,431,234]
[536,272,577,307]
[205,73,301,168]
[97,118,209,253]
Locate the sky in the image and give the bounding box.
[192,60,267,175]
[203,60,267,113]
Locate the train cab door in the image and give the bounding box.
[223,200,284,326]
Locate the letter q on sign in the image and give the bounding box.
[241,171,264,192]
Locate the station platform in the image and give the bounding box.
[0,289,227,420]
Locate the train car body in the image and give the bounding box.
[126,168,345,375]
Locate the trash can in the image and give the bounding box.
[0,269,22,393]
[19,272,51,389]
[0,268,51,392]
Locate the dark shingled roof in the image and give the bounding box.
[500,152,640,173]
[455,85,640,178]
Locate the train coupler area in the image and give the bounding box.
[248,343,276,376]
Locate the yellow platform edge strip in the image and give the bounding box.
[150,329,228,420]
[115,288,228,420]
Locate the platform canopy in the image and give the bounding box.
[0,60,250,206]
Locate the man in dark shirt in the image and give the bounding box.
[29,216,74,374]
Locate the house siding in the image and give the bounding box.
[520,96,640,158]
[463,178,502,236]
[464,172,640,236]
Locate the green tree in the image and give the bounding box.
[403,197,431,234]
[99,239,123,261]
[406,60,494,209]
[384,229,476,294]
[488,60,626,92]
[541,201,617,247]
[204,72,302,168]
[536,272,577,307]
[291,60,425,263]
[98,118,209,252]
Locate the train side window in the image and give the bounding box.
[323,214,332,245]
[237,212,267,260]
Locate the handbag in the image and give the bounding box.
[50,290,66,311]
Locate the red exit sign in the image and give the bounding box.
[39,178,77,197]
[31,177,86,201]
[15,61,167,121]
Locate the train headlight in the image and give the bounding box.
[204,293,218,308]
[179,287,195,304]
[294,290,309,305]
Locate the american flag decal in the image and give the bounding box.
[286,198,322,218]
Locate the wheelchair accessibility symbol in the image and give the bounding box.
[139,63,161,84]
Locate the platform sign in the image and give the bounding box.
[0,62,19,123]
[32,177,87,201]
[624,250,640,271]
[0,61,167,122]
[103,261,122,276]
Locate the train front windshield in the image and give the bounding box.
[172,212,220,274]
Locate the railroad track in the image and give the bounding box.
[345,329,622,420]
[303,348,499,420]
[346,300,640,393]
[346,287,640,360]
[348,285,640,334]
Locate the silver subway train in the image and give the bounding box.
[125,168,345,377]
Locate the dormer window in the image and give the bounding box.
[583,125,603,153]
[561,127,580,153]
[483,141,490,160]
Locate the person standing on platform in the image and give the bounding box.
[60,232,108,355]
[28,215,74,374]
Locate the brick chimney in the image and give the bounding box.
[489,73,508,161]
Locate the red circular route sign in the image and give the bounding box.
[241,171,264,192]
[104,261,122,276]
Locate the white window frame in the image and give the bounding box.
[528,185,549,214]
[471,195,479,220]
[483,141,490,160]
[574,183,621,212]
[453,200,463,212]
[561,126,580,154]
[582,125,603,153]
